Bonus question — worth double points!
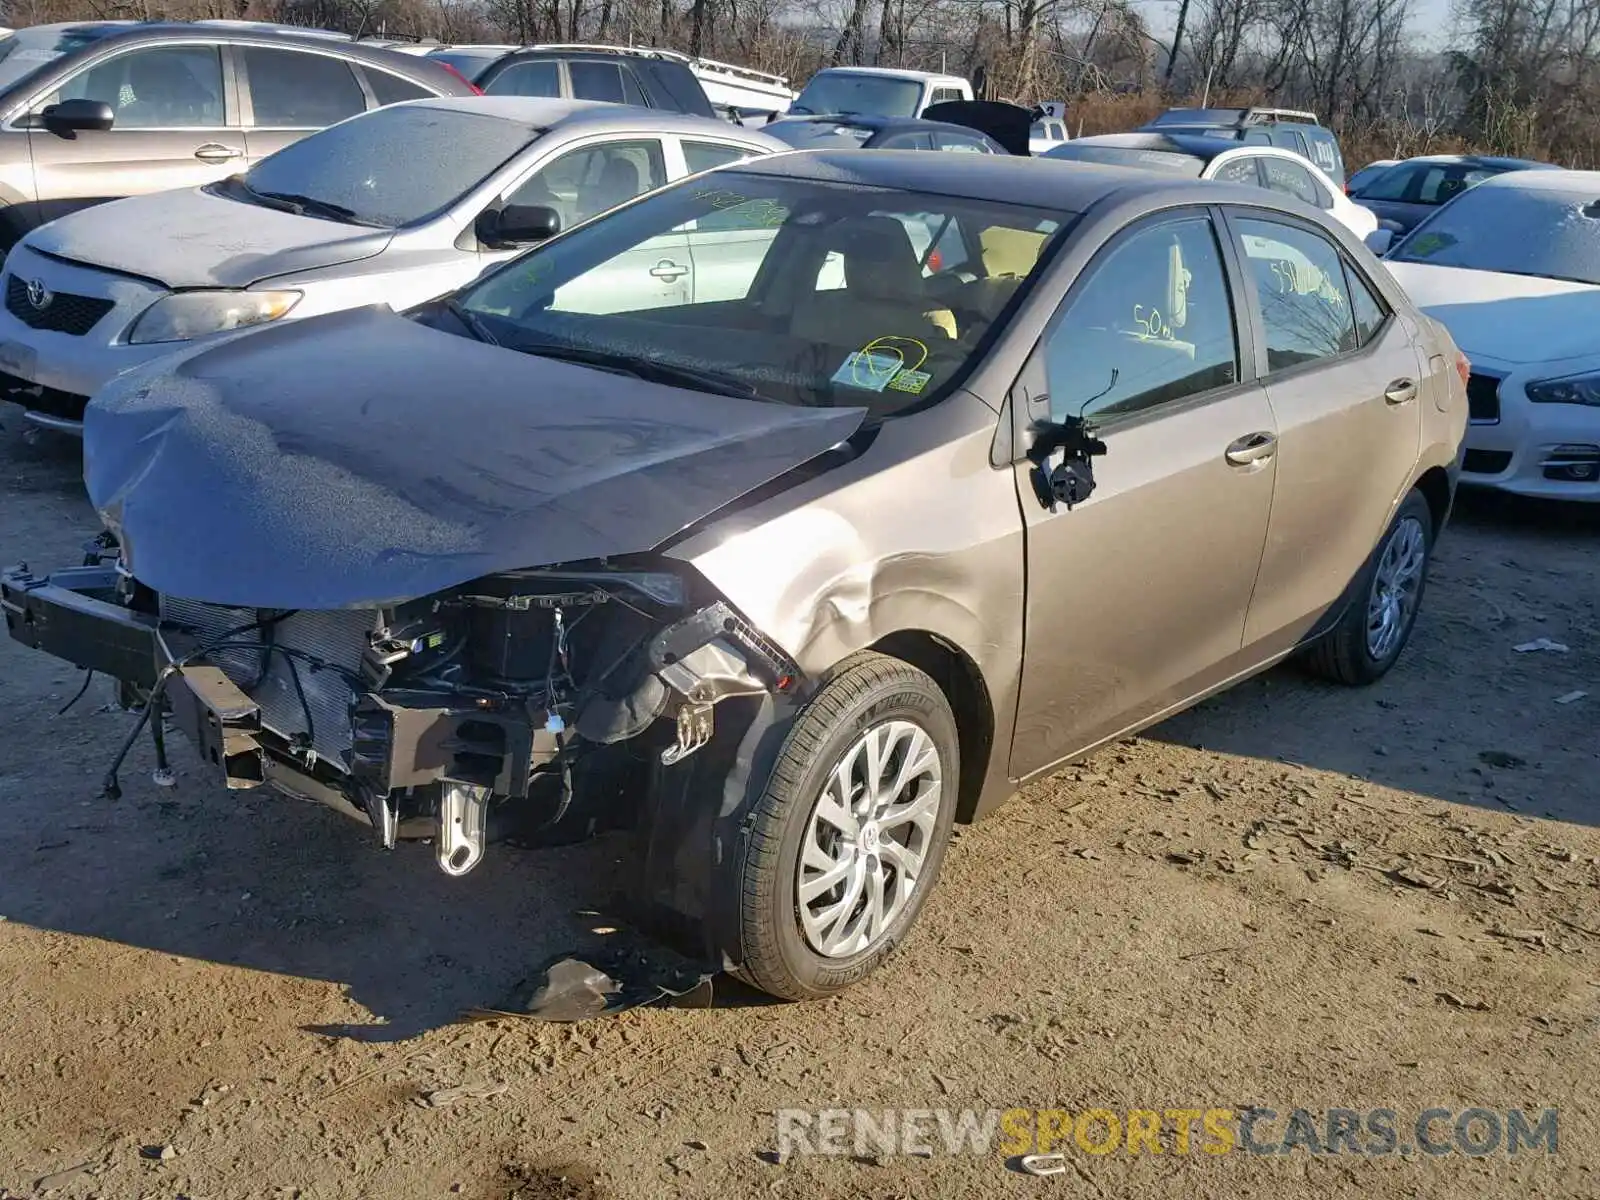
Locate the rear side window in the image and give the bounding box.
[1043,216,1239,422]
[683,140,755,174]
[1261,157,1322,206]
[1236,216,1357,370]
[1344,261,1388,346]
[930,87,964,103]
[364,68,432,106]
[245,47,366,127]
[1213,157,1262,186]
[638,61,715,117]
[1302,130,1342,177]
[486,60,560,97]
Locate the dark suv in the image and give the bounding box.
[0,21,475,249]
[477,44,716,117]
[1143,106,1347,189]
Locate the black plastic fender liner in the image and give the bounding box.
[626,691,802,968]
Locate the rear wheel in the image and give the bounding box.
[1302,489,1433,685]
[733,652,959,1000]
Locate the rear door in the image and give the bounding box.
[238,44,370,164]
[1222,207,1424,653]
[24,40,241,224]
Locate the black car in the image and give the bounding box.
[0,21,474,249]
[1348,154,1559,233]
[763,113,1008,155]
[476,44,716,118]
[1143,105,1347,189]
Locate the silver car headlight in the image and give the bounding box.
[126,290,301,345]
[1525,371,1600,408]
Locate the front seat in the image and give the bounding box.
[119,55,212,128]
[586,157,641,221]
[791,215,957,346]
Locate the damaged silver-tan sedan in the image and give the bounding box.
[3,151,1467,999]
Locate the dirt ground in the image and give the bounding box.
[1,415,1597,1200]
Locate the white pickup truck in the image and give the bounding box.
[789,67,973,118]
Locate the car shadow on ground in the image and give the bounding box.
[1147,488,1600,827]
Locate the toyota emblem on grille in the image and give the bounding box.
[24,279,52,310]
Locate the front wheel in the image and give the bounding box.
[1301,488,1434,685]
[733,652,959,1000]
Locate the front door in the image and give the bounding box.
[497,138,688,314]
[1225,210,1424,651]
[1009,210,1279,777]
[25,42,242,226]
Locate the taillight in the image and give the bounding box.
[1454,349,1471,389]
[926,249,943,272]
[438,62,483,95]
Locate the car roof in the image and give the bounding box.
[399,94,783,140]
[1471,167,1600,194]
[1056,131,1234,162]
[731,147,1291,212]
[14,20,469,73]
[772,114,977,134]
[806,66,963,82]
[1399,153,1556,169]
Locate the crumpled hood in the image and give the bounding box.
[84,306,866,609]
[27,186,393,289]
[1384,261,1600,364]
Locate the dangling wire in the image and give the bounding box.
[56,669,94,716]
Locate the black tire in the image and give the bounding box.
[1302,489,1434,686]
[733,652,960,1000]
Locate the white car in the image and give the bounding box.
[1043,132,1377,238]
[0,96,783,434]
[1381,170,1600,500]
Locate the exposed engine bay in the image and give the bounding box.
[2,542,801,880]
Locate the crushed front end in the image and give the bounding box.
[2,547,800,879]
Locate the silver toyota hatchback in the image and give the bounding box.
[0,96,784,432]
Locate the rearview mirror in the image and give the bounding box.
[41,98,115,135]
[1364,228,1394,256]
[476,204,561,249]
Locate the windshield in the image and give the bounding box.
[1390,184,1600,284]
[765,120,874,149]
[1043,143,1205,176]
[791,72,922,117]
[0,24,123,93]
[235,104,535,228]
[447,171,1068,416]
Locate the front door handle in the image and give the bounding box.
[1225,431,1277,466]
[194,143,243,162]
[649,259,689,282]
[1384,378,1418,405]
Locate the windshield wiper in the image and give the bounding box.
[518,341,767,399]
[445,299,500,346]
[250,188,382,226]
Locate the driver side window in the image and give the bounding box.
[1042,216,1238,423]
[40,44,225,128]
[504,139,667,229]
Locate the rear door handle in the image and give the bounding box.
[193,143,243,162]
[649,259,689,282]
[1225,431,1277,466]
[1384,378,1418,405]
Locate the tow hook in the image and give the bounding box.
[437,781,489,876]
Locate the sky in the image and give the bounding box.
[1136,0,1458,49]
